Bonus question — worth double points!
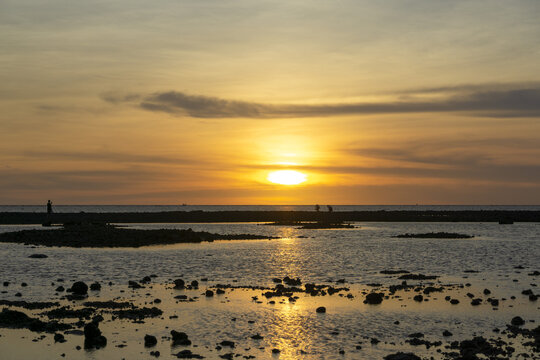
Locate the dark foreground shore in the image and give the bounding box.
[1,210,539,224]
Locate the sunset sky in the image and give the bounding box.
[1,0,540,204]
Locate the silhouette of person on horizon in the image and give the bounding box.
[327,205,333,212]
[47,200,53,215]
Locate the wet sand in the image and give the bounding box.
[1,221,538,359]
[0,272,538,359]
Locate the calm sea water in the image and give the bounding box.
[1,204,540,212]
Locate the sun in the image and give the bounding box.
[267,170,307,185]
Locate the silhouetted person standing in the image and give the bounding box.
[47,200,53,215]
[327,205,333,212]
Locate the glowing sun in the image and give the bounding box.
[267,170,307,185]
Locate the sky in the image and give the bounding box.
[1,0,540,204]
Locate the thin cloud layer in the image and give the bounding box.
[106,84,540,118]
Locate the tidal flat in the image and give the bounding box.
[0,222,539,359]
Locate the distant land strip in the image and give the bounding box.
[0,210,539,224]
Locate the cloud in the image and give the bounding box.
[105,83,540,118]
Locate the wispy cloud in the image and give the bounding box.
[104,83,540,119]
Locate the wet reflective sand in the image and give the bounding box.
[0,222,539,359]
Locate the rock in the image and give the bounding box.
[364,292,384,304]
[450,299,460,305]
[483,288,491,295]
[190,280,199,288]
[70,282,88,296]
[530,294,538,301]
[89,282,101,291]
[408,333,424,338]
[443,330,453,337]
[272,278,282,283]
[144,334,158,347]
[471,298,482,306]
[205,290,214,297]
[54,333,66,343]
[174,279,185,289]
[28,254,48,258]
[216,289,225,295]
[175,349,204,359]
[2,282,8,286]
[141,276,152,283]
[55,286,65,292]
[128,280,143,289]
[219,340,235,348]
[413,295,423,302]
[316,306,326,313]
[150,350,161,357]
[251,334,263,340]
[283,276,301,286]
[272,348,280,353]
[384,352,421,360]
[398,274,439,280]
[511,316,525,326]
[171,330,191,346]
[84,322,107,349]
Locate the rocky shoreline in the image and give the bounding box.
[0,223,274,248]
[0,271,538,359]
[1,210,539,224]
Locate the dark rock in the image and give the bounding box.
[316,306,326,313]
[190,280,199,288]
[54,333,66,343]
[408,333,424,338]
[150,350,160,357]
[450,299,460,305]
[483,288,491,295]
[28,254,48,258]
[175,349,204,358]
[144,334,158,347]
[128,280,143,289]
[84,322,107,349]
[398,274,439,280]
[443,330,453,337]
[251,334,263,340]
[219,340,235,348]
[471,298,482,306]
[380,270,410,274]
[511,316,525,326]
[89,282,101,291]
[70,282,88,296]
[171,330,191,346]
[55,286,65,292]
[384,352,421,360]
[364,292,384,304]
[413,295,423,302]
[205,290,214,297]
[272,348,280,353]
[174,279,185,289]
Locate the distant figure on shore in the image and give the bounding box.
[327,205,333,212]
[47,200,53,215]
[315,204,320,212]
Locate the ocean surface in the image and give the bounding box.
[0,221,539,359]
[2,204,540,213]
